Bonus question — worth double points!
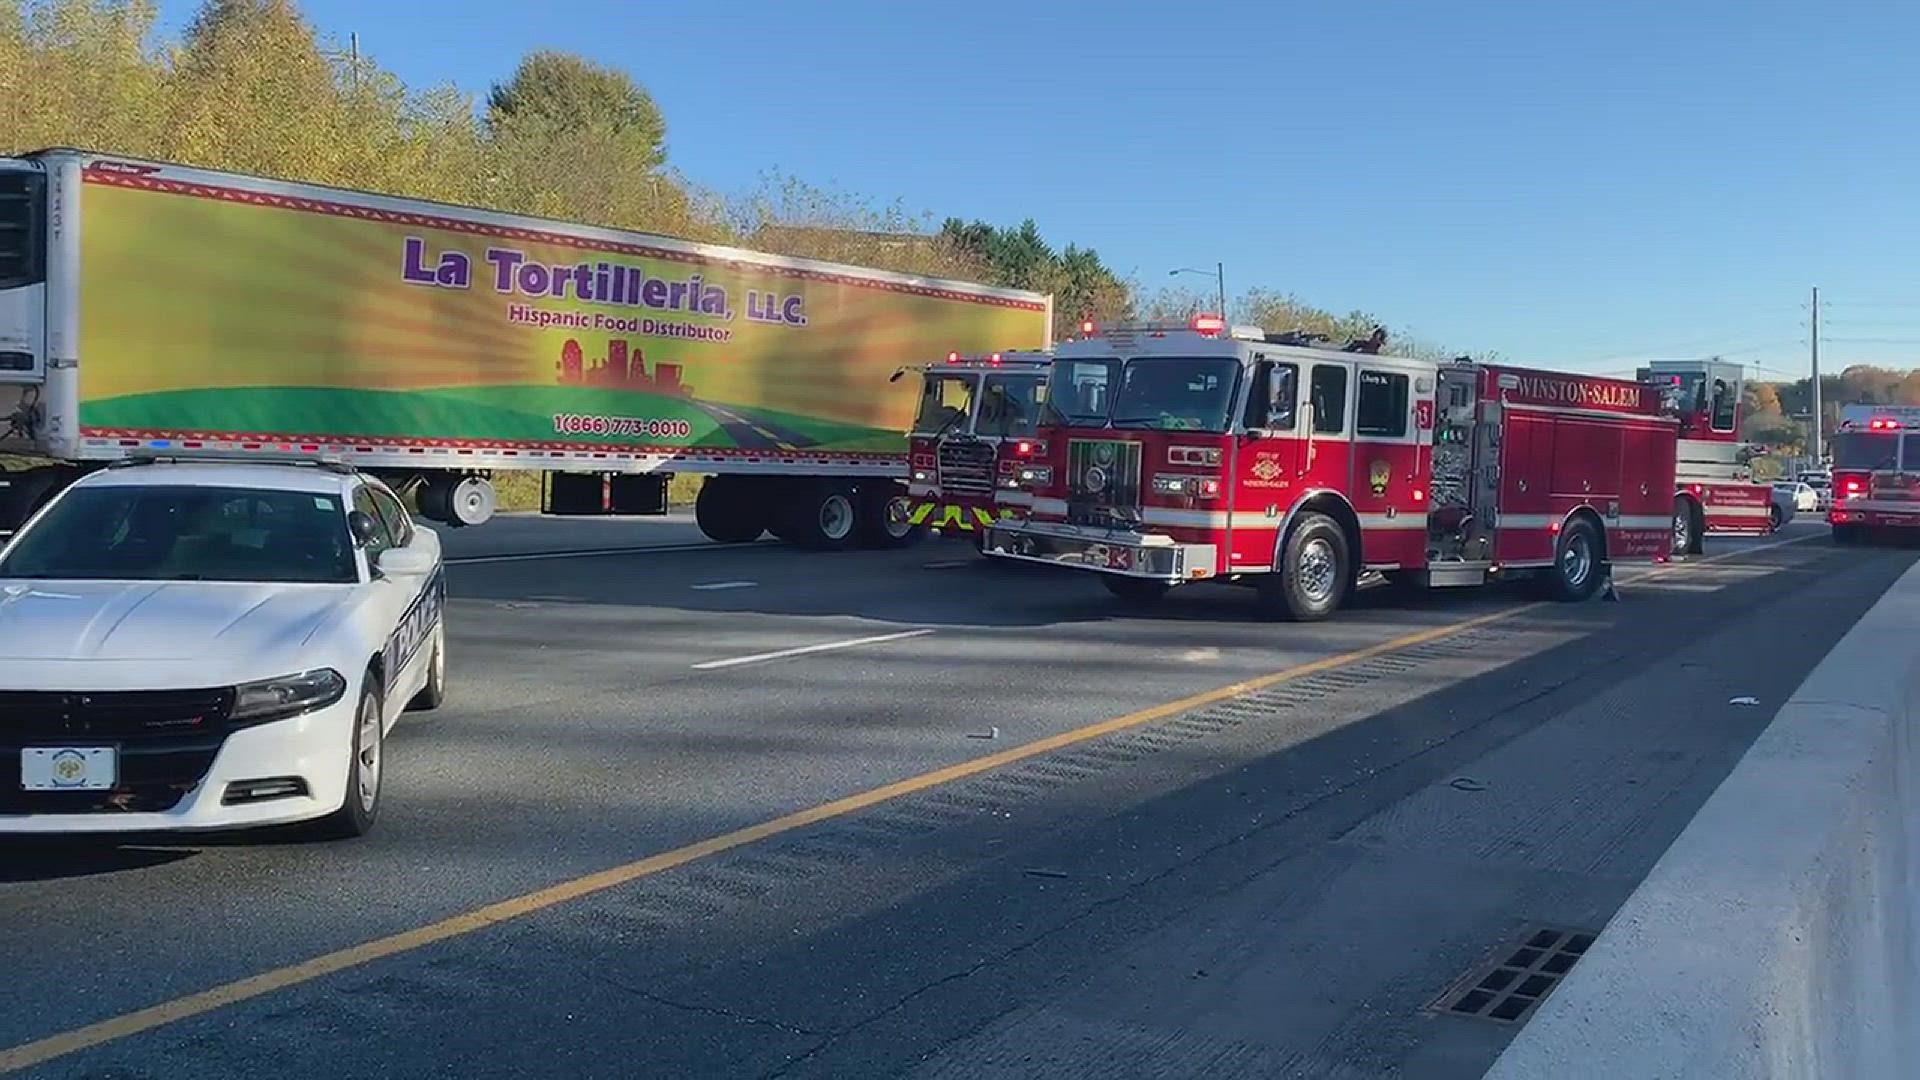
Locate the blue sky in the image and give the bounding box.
[157,0,1920,378]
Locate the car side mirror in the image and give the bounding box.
[347,510,381,547]
[376,546,435,578]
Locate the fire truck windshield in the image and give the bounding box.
[1832,431,1902,471]
[978,374,1044,437]
[1108,357,1241,433]
[913,374,975,434]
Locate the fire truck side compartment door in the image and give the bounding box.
[1496,410,1556,564]
[1551,418,1623,505]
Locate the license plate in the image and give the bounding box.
[20,747,117,791]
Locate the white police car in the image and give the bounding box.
[0,458,446,838]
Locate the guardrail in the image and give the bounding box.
[1483,561,1920,1079]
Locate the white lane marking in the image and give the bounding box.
[448,539,773,565]
[691,629,936,671]
[691,581,758,591]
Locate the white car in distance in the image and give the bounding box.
[1774,480,1819,514]
[0,458,445,839]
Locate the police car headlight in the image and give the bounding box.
[230,668,348,724]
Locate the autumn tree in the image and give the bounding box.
[0,0,169,157]
[730,171,989,279]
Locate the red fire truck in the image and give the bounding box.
[893,350,1053,544]
[1827,404,1920,543]
[983,316,1679,620]
[1637,359,1783,554]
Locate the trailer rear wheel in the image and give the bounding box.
[446,476,497,528]
[1546,517,1604,602]
[695,477,767,543]
[1259,511,1349,622]
[854,483,924,549]
[780,481,860,551]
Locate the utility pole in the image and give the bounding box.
[1810,286,1822,464]
[350,33,360,94]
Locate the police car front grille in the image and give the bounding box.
[938,440,997,498]
[0,688,235,738]
[0,688,238,814]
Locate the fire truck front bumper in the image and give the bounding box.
[981,519,1217,582]
[1830,504,1920,528]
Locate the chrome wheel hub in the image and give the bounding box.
[1298,538,1337,604]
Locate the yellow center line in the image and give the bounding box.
[0,535,1815,1073]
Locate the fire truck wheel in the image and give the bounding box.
[1102,576,1170,604]
[1262,512,1350,622]
[1672,497,1700,556]
[1546,517,1604,602]
[1767,503,1783,533]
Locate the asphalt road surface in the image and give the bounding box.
[1,519,1907,1079]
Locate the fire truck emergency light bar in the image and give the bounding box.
[943,350,1051,365]
[1076,313,1251,340]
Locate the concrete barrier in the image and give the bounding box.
[1483,561,1920,1080]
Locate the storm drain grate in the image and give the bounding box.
[1434,925,1597,1023]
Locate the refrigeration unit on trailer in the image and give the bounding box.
[0,149,1053,548]
[891,349,1052,544]
[984,315,1679,620]
[1637,358,1784,552]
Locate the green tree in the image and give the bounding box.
[482,49,706,237]
[937,218,1130,338]
[486,50,666,166]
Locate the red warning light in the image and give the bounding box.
[947,351,961,363]
[1870,417,1901,430]
[1080,319,1096,335]
[1189,313,1227,335]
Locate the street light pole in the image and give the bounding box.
[1170,264,1227,320]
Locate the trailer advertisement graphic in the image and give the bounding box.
[73,172,1050,455]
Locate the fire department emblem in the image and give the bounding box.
[1369,460,1391,496]
[1251,455,1283,482]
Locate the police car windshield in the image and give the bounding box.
[0,486,358,583]
[1109,358,1241,432]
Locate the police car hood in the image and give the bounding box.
[0,580,354,686]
